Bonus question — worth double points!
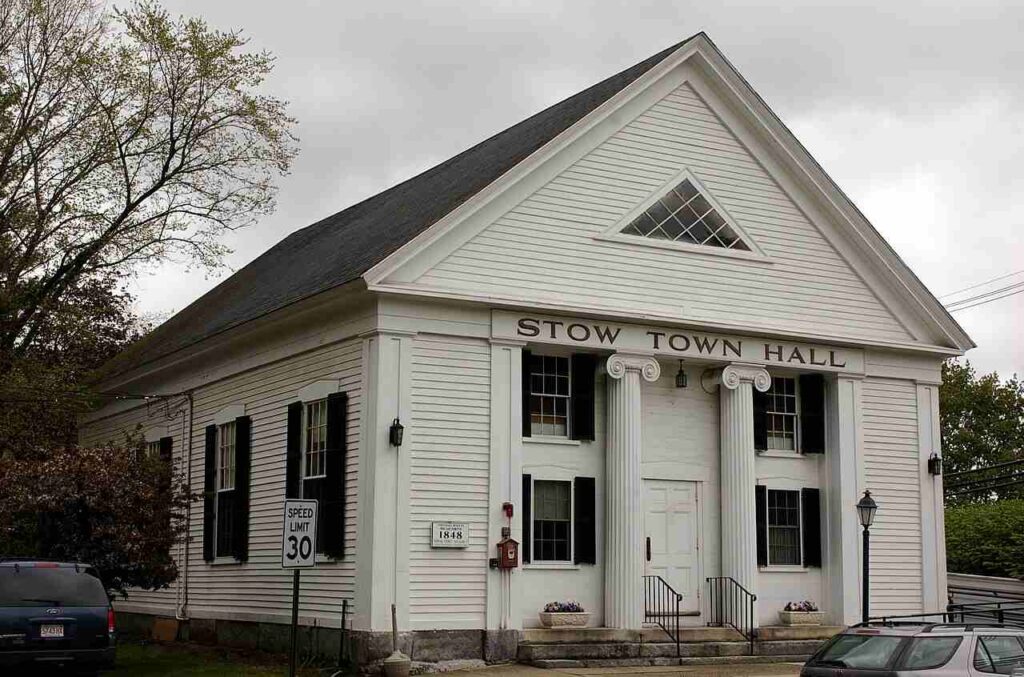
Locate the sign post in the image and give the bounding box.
[282,499,318,677]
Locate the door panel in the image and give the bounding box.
[643,479,700,613]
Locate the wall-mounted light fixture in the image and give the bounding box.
[928,452,942,476]
[389,418,404,448]
[675,360,688,389]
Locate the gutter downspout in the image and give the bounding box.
[175,392,194,621]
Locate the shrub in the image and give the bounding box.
[946,500,1024,579]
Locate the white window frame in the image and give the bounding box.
[531,477,574,564]
[301,398,328,485]
[764,487,803,568]
[528,354,572,438]
[217,421,237,492]
[764,375,801,453]
[145,440,162,460]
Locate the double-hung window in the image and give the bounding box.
[533,480,572,562]
[528,355,570,437]
[765,377,798,451]
[302,399,328,551]
[145,440,162,460]
[766,489,801,566]
[215,421,237,558]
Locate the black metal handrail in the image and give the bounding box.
[706,576,756,655]
[643,575,682,657]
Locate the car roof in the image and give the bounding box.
[847,623,1024,637]
[0,560,95,569]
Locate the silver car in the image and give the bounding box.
[801,623,1024,676]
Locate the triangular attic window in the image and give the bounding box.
[621,178,751,251]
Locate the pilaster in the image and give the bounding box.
[917,382,946,613]
[604,353,660,629]
[823,374,864,626]
[354,330,415,631]
[486,340,525,630]
[717,363,769,628]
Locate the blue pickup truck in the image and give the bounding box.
[0,560,116,673]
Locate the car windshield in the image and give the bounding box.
[815,634,904,669]
[0,566,108,607]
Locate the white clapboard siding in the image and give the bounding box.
[408,335,490,629]
[81,338,362,624]
[862,377,922,616]
[417,82,912,344]
[79,402,187,613]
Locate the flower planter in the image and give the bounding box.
[779,610,825,626]
[538,611,591,628]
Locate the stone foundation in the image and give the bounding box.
[117,612,519,668]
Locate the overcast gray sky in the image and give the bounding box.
[135,0,1024,378]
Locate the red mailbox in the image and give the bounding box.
[496,537,519,569]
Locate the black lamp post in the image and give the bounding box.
[856,490,878,623]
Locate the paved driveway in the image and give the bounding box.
[457,663,803,676]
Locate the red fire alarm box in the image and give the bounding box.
[497,537,519,569]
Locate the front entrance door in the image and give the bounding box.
[643,479,700,614]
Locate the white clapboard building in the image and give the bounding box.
[81,33,971,664]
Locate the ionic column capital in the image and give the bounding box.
[606,353,661,382]
[719,363,771,392]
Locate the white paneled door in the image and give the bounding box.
[643,479,700,614]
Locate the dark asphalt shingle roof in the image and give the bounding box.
[100,38,693,380]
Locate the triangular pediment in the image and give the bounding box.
[366,36,972,353]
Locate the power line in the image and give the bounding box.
[946,280,1024,309]
[947,286,1024,313]
[940,269,1024,300]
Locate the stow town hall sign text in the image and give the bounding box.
[491,311,864,373]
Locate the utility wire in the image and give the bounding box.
[940,269,1024,300]
[947,286,1024,313]
[945,280,1024,309]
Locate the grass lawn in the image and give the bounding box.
[101,641,326,676]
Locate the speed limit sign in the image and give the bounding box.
[281,499,318,568]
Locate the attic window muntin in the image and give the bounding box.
[622,178,750,251]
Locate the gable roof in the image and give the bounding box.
[98,37,695,380]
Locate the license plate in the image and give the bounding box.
[39,624,63,638]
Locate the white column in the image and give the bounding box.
[718,363,770,628]
[604,353,660,629]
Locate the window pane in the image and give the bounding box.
[817,635,903,670]
[974,636,1024,674]
[529,355,570,437]
[534,480,571,562]
[305,400,328,478]
[218,421,236,491]
[764,377,798,451]
[767,489,801,565]
[902,637,961,670]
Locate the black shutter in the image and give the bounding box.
[522,474,532,563]
[753,388,768,451]
[286,402,303,499]
[322,392,348,559]
[521,351,532,438]
[755,484,767,567]
[232,416,252,562]
[570,354,596,442]
[573,476,596,564]
[203,425,217,563]
[802,488,822,568]
[800,374,826,454]
[158,436,173,464]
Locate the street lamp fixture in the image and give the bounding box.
[857,490,878,623]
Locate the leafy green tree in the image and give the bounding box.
[946,500,1024,579]
[0,0,297,455]
[940,360,1024,505]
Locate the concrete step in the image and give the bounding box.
[528,654,812,669]
[518,638,826,661]
[520,626,743,644]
